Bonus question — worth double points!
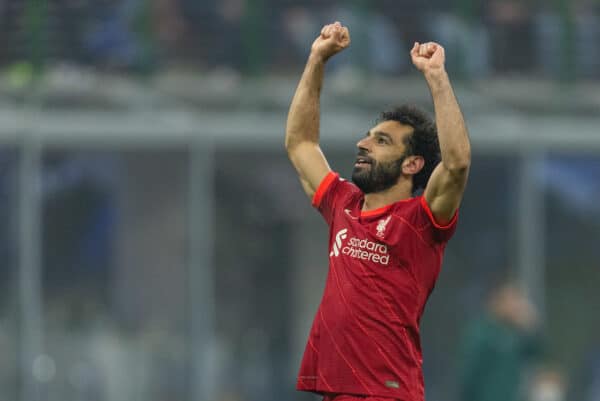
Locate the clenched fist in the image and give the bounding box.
[311,21,350,62]
[411,42,445,75]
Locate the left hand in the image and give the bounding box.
[410,42,445,75]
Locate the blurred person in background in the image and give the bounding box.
[487,0,535,74]
[286,20,471,401]
[84,0,154,71]
[83,0,187,72]
[332,2,407,76]
[459,280,543,401]
[429,0,490,78]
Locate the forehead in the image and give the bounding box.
[370,120,414,143]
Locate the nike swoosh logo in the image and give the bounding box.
[344,209,358,219]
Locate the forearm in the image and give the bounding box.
[425,71,471,171]
[285,54,326,150]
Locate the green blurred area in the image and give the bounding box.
[3,0,599,81]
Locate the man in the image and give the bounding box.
[285,21,471,401]
[459,281,543,401]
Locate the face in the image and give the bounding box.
[351,120,415,194]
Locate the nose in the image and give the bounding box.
[356,136,370,152]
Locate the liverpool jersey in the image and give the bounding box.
[297,172,459,401]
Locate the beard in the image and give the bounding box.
[351,155,405,194]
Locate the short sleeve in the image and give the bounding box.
[312,172,354,225]
[419,196,459,243]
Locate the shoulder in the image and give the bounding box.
[312,172,363,225]
[388,196,423,220]
[390,195,459,243]
[312,172,362,208]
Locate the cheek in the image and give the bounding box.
[377,151,403,166]
[386,146,406,159]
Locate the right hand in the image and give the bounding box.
[310,21,350,62]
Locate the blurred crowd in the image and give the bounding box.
[0,0,600,79]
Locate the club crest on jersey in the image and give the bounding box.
[376,216,392,238]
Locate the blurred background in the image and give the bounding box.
[0,0,599,401]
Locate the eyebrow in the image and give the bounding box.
[370,130,394,143]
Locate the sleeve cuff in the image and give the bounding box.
[420,196,459,230]
[312,172,338,207]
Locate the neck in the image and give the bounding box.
[362,179,413,212]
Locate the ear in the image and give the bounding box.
[402,155,425,176]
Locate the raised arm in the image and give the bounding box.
[285,22,350,199]
[412,42,471,224]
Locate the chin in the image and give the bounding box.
[351,174,371,193]
[351,168,367,182]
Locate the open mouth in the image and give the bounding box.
[355,156,372,167]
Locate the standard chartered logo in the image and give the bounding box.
[330,228,348,257]
[330,228,390,265]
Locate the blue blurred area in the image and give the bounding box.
[0,0,598,79]
[542,158,600,215]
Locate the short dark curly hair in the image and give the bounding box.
[379,105,440,194]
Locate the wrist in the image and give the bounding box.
[309,52,328,65]
[424,69,450,91]
[424,68,448,80]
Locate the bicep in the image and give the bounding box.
[423,162,469,225]
[288,142,331,199]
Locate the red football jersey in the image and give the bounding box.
[297,172,459,401]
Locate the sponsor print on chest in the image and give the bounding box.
[331,211,394,266]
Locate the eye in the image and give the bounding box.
[377,137,388,145]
